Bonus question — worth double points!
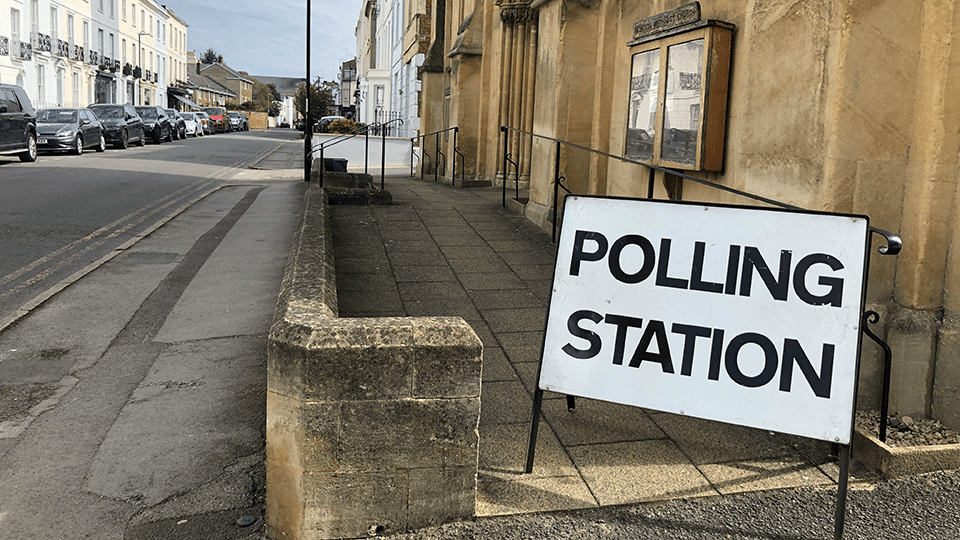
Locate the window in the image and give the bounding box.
[73,72,80,106]
[110,0,115,18]
[99,0,104,13]
[11,9,21,47]
[132,3,136,26]
[67,14,74,47]
[122,38,126,63]
[50,8,58,45]
[109,33,114,61]
[30,0,39,39]
[82,21,89,55]
[122,1,126,20]
[624,20,733,171]
[98,28,104,56]
[37,65,44,100]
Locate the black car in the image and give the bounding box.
[135,106,173,144]
[36,108,106,154]
[164,108,187,140]
[88,104,146,148]
[0,83,38,162]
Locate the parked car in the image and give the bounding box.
[196,111,215,135]
[181,112,204,137]
[164,108,187,140]
[0,83,38,162]
[36,108,106,154]
[135,106,173,143]
[317,115,344,133]
[203,106,230,133]
[88,103,145,148]
[227,111,248,131]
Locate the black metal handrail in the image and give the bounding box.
[312,118,404,190]
[412,127,461,185]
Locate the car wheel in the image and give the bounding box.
[118,130,128,149]
[165,128,173,142]
[136,129,146,146]
[96,133,106,152]
[19,133,38,162]
[155,130,162,144]
[73,135,84,155]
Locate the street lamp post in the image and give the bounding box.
[304,0,312,183]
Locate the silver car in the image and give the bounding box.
[181,111,204,137]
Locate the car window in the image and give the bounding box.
[91,106,122,119]
[1,89,22,113]
[136,108,158,119]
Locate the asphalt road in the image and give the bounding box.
[0,129,301,327]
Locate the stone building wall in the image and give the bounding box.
[419,0,960,428]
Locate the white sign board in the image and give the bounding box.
[539,197,870,444]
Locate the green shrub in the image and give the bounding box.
[328,119,366,134]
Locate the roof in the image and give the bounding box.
[186,72,236,97]
[199,62,255,84]
[248,75,306,96]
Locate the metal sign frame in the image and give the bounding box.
[525,194,875,540]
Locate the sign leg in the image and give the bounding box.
[524,388,545,474]
[834,444,851,540]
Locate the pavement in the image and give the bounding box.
[0,137,949,539]
[328,174,881,519]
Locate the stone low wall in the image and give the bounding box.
[266,187,482,539]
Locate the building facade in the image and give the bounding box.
[196,60,253,105]
[355,0,428,138]
[418,0,960,431]
[0,0,185,108]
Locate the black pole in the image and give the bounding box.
[835,444,851,540]
[435,132,440,183]
[381,127,386,190]
[453,127,458,186]
[303,0,312,182]
[410,137,415,177]
[365,130,369,175]
[501,126,508,207]
[552,140,560,243]
[647,167,655,199]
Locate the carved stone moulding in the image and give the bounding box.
[500,2,538,25]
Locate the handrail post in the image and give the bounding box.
[410,137,415,177]
[319,145,324,187]
[381,126,386,190]
[365,130,369,176]
[453,127,458,186]
[553,140,561,243]
[501,126,508,207]
[647,167,655,199]
[435,132,441,183]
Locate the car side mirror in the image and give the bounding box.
[0,104,7,113]
[80,119,91,126]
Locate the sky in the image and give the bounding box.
[163,0,360,81]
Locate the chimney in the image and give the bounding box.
[197,61,201,74]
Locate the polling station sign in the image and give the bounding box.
[539,196,870,444]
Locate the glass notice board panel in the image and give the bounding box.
[624,22,733,171]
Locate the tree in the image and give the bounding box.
[294,78,333,125]
[201,48,219,64]
[252,81,282,116]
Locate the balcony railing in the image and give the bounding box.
[12,39,32,61]
[57,39,69,57]
[89,50,100,65]
[33,32,52,53]
[0,36,8,57]
[153,72,158,83]
[133,66,142,79]
[73,44,83,62]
